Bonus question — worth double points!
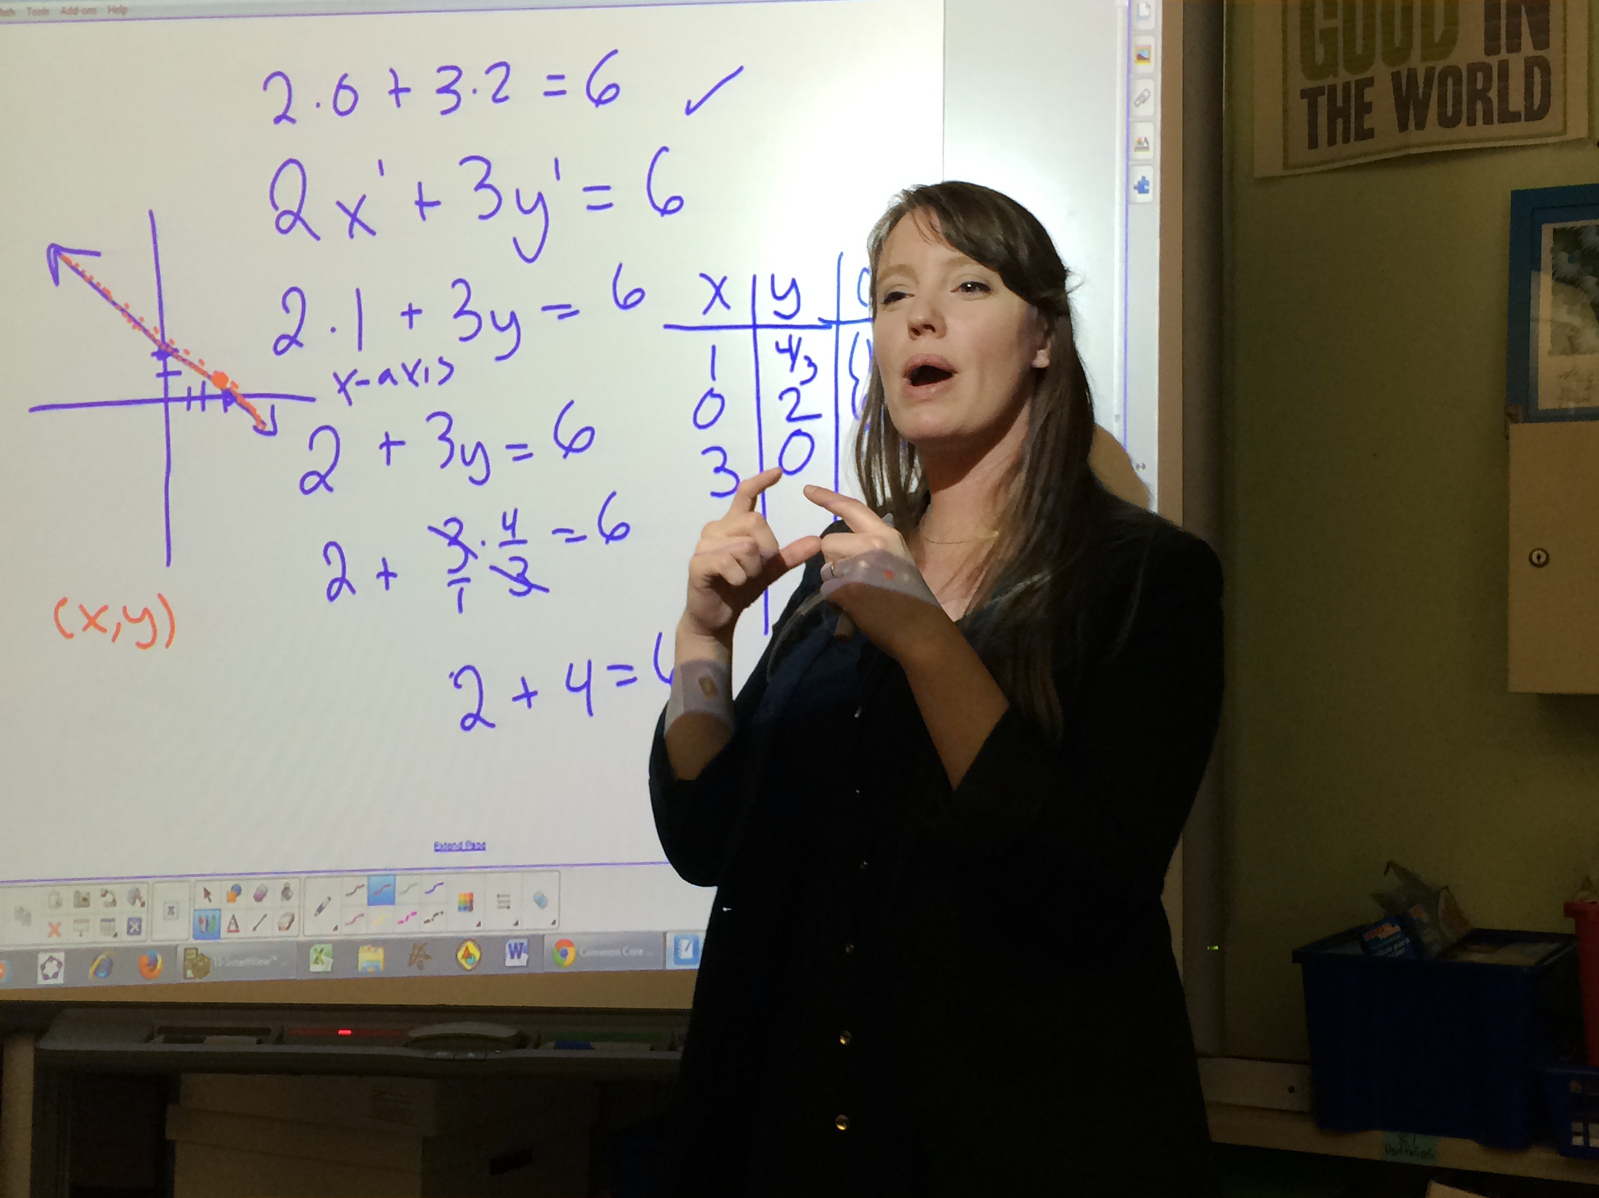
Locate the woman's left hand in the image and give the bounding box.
[803,485,956,664]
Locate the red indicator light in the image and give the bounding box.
[337,1028,352,1036]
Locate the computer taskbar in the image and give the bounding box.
[5,929,707,989]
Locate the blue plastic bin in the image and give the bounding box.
[1292,927,1581,1149]
[1542,1061,1599,1160]
[599,1113,669,1197]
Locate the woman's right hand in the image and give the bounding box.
[680,466,822,653]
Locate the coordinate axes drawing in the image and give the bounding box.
[29,210,317,566]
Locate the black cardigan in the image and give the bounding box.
[648,503,1224,1197]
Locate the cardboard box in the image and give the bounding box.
[180,1074,437,1136]
[171,1140,421,1198]
[168,1073,596,1196]
[167,1082,427,1198]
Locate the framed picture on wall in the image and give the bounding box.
[1508,184,1599,422]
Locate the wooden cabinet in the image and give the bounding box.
[1509,421,1599,692]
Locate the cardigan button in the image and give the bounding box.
[839,1030,852,1045]
[835,1114,850,1130]
[843,943,854,954]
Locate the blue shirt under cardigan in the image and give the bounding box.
[648,496,1224,1198]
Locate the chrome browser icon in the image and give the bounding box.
[551,938,576,968]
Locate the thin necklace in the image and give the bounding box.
[917,529,1000,545]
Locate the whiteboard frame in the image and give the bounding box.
[0,0,1218,1015]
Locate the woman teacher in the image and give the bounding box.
[649,181,1222,1197]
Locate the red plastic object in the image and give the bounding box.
[1566,900,1599,1067]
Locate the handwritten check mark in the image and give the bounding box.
[685,65,745,116]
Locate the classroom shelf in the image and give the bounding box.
[1207,1103,1599,1185]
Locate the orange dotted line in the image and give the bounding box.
[60,254,265,431]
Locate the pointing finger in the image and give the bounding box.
[728,466,786,516]
[802,485,887,534]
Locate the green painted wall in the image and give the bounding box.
[1221,1,1599,1061]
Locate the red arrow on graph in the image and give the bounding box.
[46,241,265,430]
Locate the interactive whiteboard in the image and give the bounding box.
[0,0,1164,992]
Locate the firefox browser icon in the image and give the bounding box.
[552,938,576,968]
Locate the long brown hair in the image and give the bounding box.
[775,182,1156,740]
